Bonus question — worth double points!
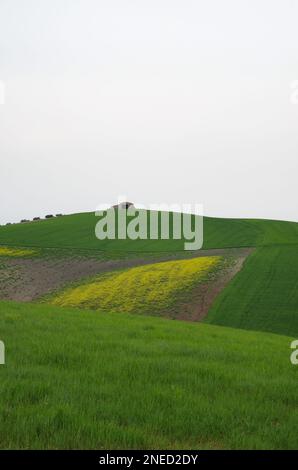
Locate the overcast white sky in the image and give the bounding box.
[1,0,298,224]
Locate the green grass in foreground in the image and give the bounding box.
[0,211,297,252]
[0,301,297,449]
[205,245,298,337]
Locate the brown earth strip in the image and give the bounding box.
[0,247,253,305]
[170,253,252,322]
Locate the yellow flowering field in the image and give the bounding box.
[0,246,37,257]
[51,256,222,315]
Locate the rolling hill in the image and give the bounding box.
[0,211,298,251]
[0,210,297,450]
[0,210,297,337]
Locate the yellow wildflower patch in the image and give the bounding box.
[51,256,222,315]
[0,246,37,257]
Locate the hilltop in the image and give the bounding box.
[0,211,298,251]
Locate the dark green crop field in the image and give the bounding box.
[0,211,297,450]
[1,211,298,252]
[0,210,297,338]
[205,245,298,337]
[0,301,296,450]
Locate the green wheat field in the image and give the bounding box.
[0,211,297,449]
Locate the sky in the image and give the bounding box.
[1,0,298,224]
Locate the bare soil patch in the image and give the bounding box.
[170,251,253,321]
[0,248,253,316]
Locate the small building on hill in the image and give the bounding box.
[112,202,134,210]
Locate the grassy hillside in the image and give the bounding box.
[205,245,298,337]
[0,210,297,337]
[0,211,298,252]
[0,300,297,450]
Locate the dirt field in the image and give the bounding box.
[0,247,253,318]
[172,255,249,321]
